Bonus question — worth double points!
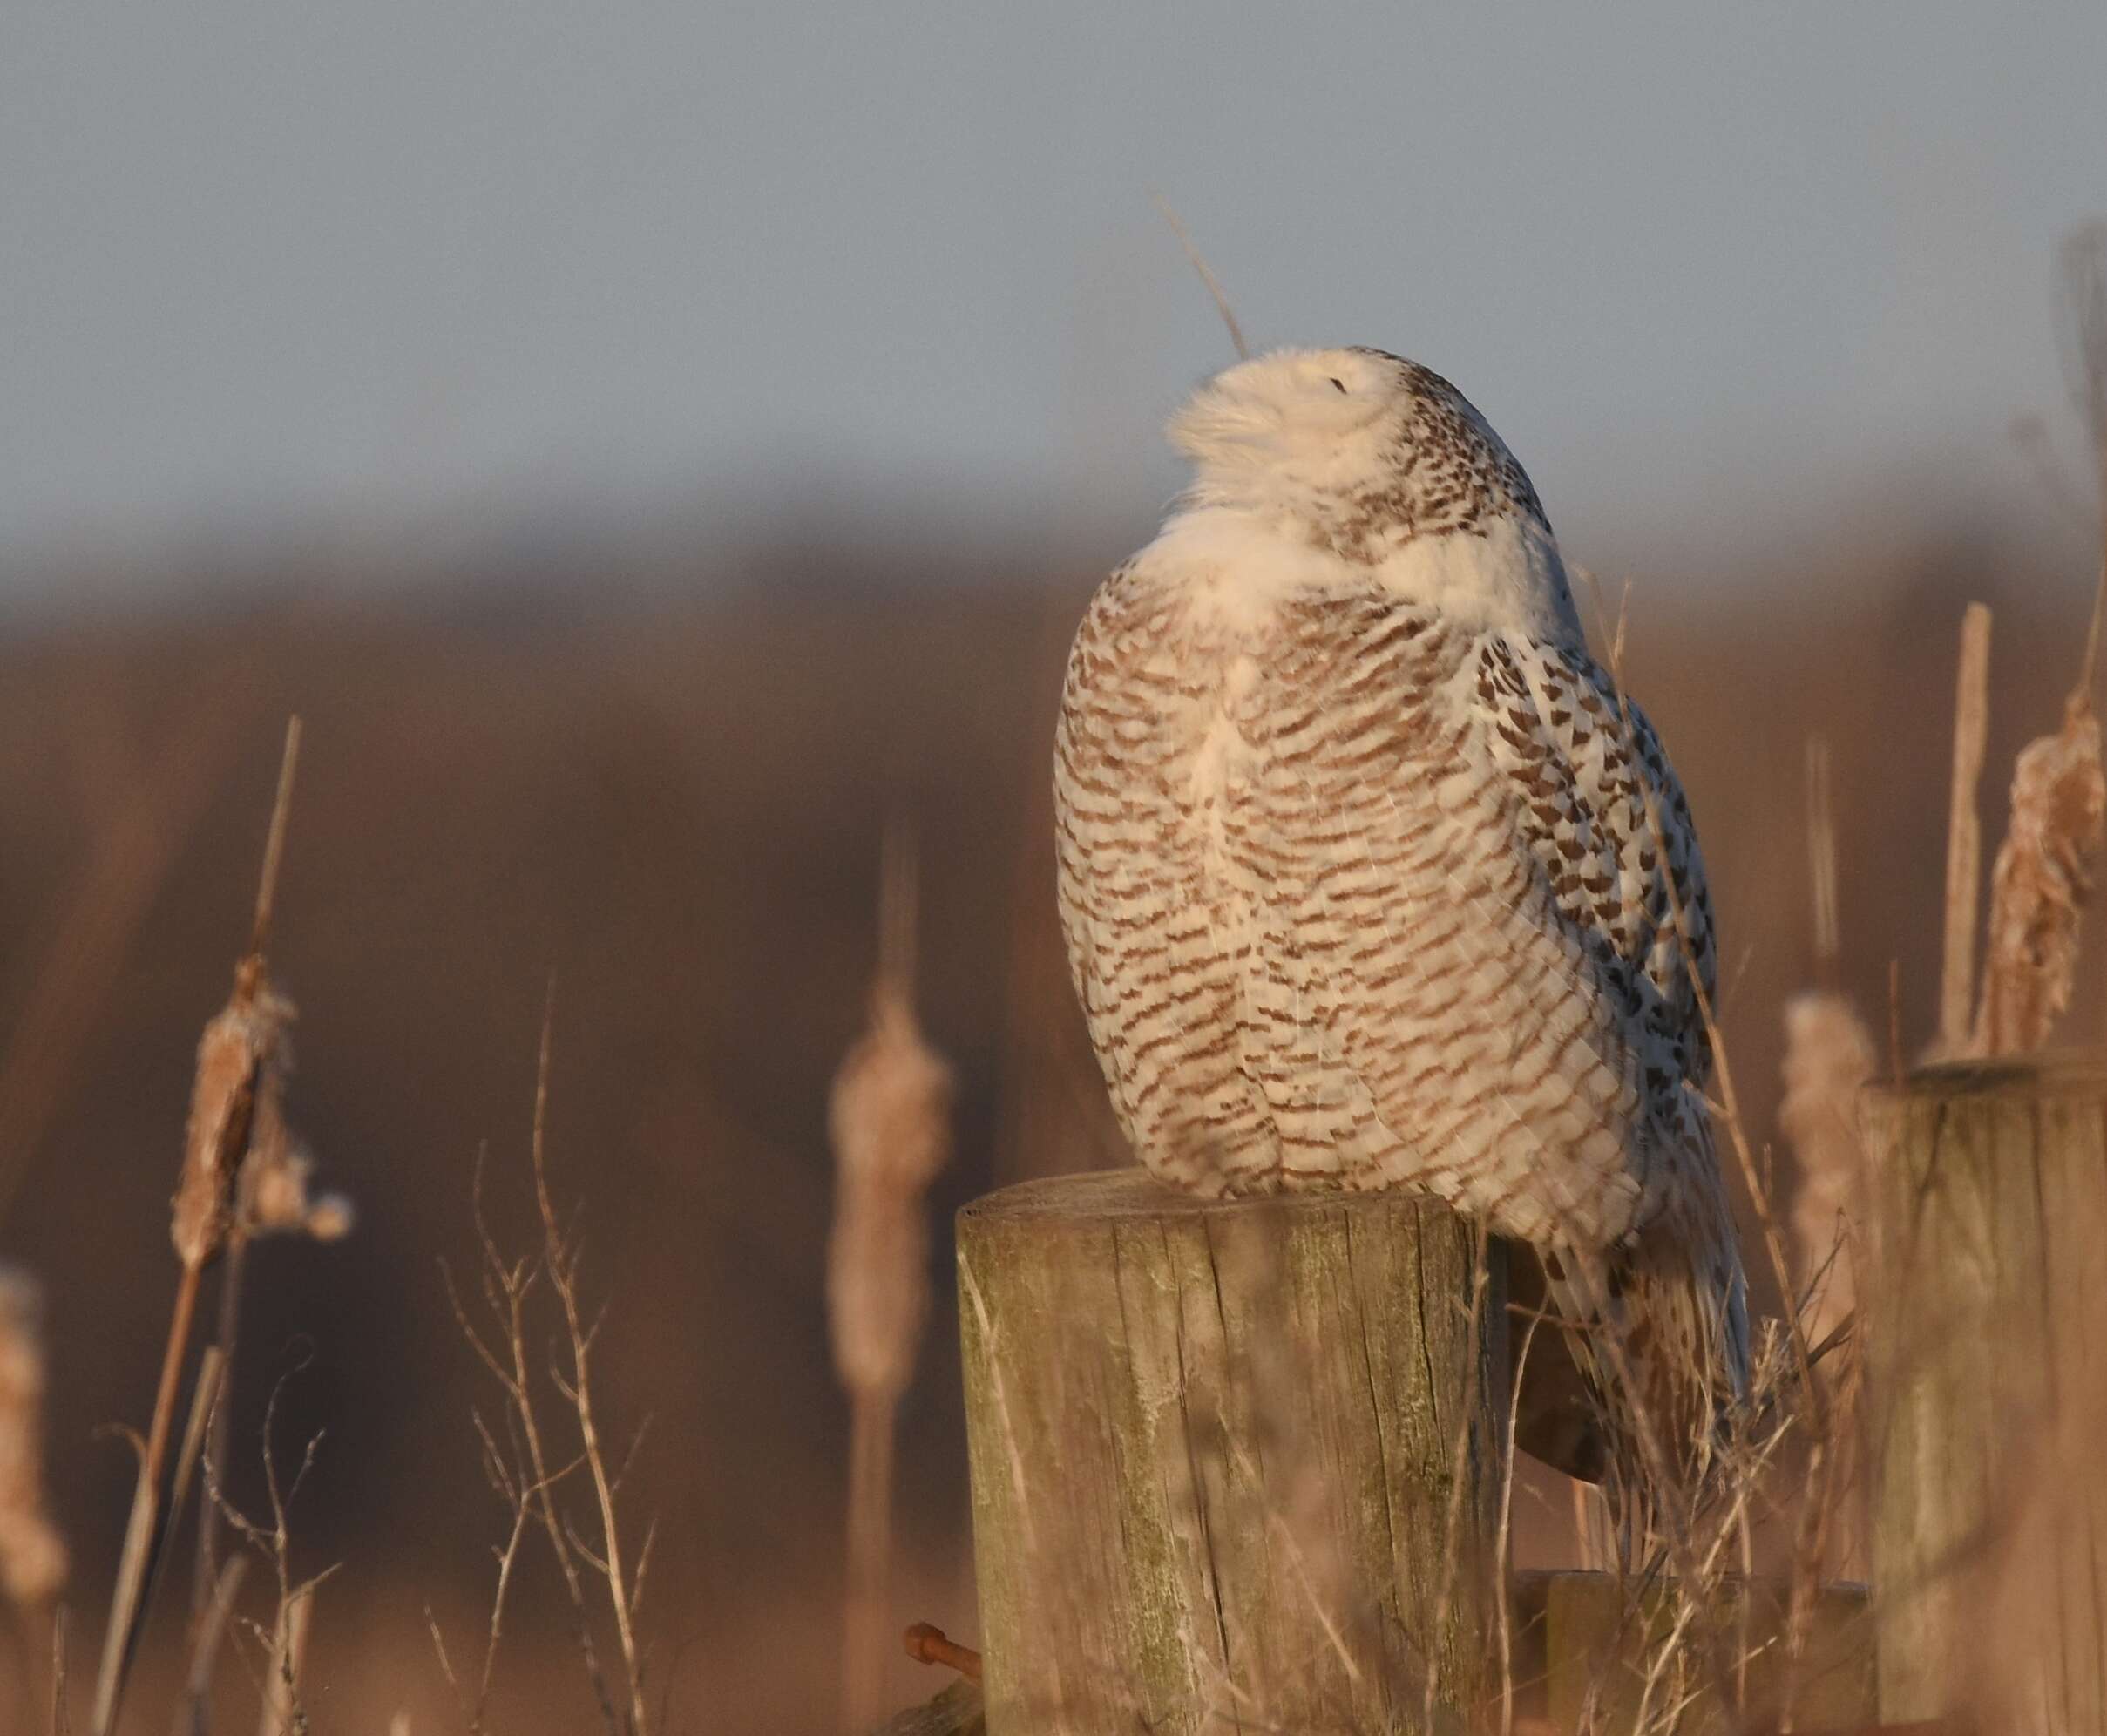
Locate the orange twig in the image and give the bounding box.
[902,1624,980,1684]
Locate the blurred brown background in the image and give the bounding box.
[0,490,2098,1729]
[8,0,2107,1723]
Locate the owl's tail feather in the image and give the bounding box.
[1521,1187,1751,1567]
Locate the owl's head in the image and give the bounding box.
[1168,347,1553,564]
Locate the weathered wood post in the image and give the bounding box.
[956,1170,1507,1734]
[1863,1058,2107,1733]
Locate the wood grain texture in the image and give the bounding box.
[1864,1058,2107,1731]
[956,1170,1507,1733]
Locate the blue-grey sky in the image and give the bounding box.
[6,1,2105,579]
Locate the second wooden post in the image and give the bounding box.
[1864,1059,2107,1733]
[957,1170,1507,1734]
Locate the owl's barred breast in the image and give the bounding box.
[1060,346,1754,1458]
[1055,560,1660,1250]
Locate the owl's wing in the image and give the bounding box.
[1471,633,1717,1095]
[1472,634,1751,1435]
[1255,597,1748,1424]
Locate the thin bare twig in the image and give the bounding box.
[48,1604,68,1736]
[253,1583,314,1736]
[1149,193,1251,363]
[201,1359,336,1736]
[441,1005,657,1736]
[173,1557,247,1736]
[443,1141,620,1736]
[530,1004,651,1736]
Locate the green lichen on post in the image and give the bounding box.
[957,1170,1507,1733]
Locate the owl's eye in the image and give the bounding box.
[1329,377,1348,394]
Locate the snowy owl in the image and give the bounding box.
[1054,346,1749,1499]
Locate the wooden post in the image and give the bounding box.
[1863,1059,2107,1732]
[956,1170,1507,1734]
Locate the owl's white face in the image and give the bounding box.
[1169,347,1406,496]
[1157,346,1579,641]
[1169,345,1548,537]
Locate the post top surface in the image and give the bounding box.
[1868,1048,2107,1104]
[958,1165,1468,1227]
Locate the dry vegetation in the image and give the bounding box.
[0,244,2104,1733]
[0,532,2095,1733]
[434,1010,656,1736]
[0,530,2097,1733]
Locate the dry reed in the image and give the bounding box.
[1935,606,1994,1056]
[175,718,355,1735]
[94,720,314,1736]
[829,824,953,1735]
[1804,737,1841,987]
[48,1602,68,1736]
[1148,194,1251,363]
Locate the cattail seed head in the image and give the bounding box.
[0,1267,65,1607]
[1780,990,1877,1360]
[171,985,294,1268]
[1974,694,2105,1056]
[303,1192,356,1243]
[827,987,954,1401]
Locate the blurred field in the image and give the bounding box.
[0,499,2099,1731]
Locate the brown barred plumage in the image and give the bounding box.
[1054,347,1749,1517]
